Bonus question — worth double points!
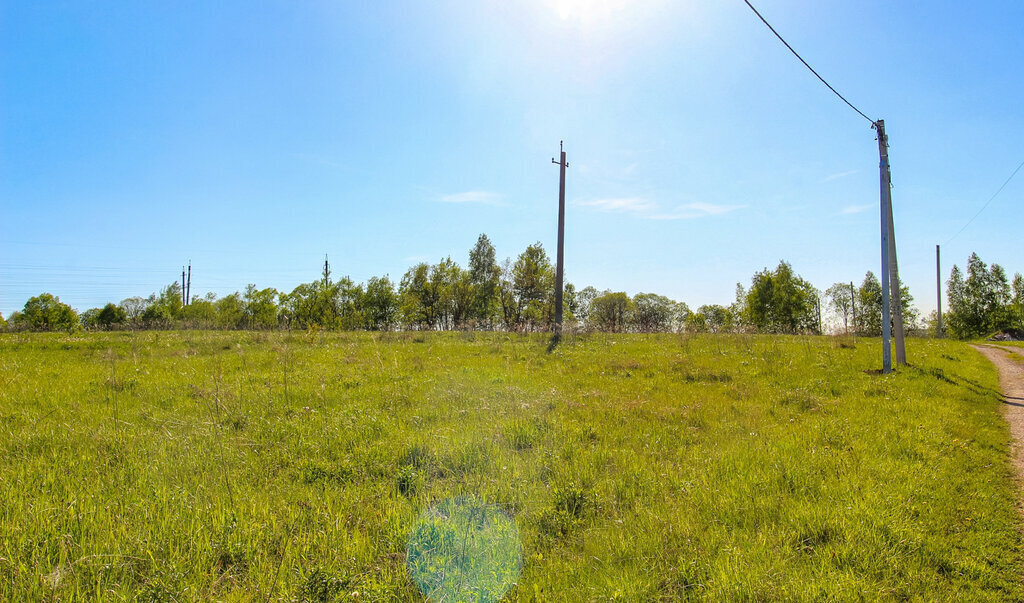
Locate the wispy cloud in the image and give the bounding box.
[841,203,875,215]
[572,197,657,213]
[573,198,746,221]
[823,169,859,183]
[649,202,746,221]
[438,191,505,206]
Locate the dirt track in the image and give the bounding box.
[972,345,1024,477]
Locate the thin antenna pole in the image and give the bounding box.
[186,262,191,306]
[817,296,822,334]
[182,266,186,307]
[323,254,330,286]
[552,141,568,334]
[850,281,856,336]
[876,120,892,373]
[936,245,943,337]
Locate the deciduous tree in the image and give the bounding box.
[589,291,633,332]
[468,234,500,328]
[743,261,817,333]
[22,293,78,332]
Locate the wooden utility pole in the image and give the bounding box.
[323,254,331,286]
[182,266,187,307]
[551,141,568,333]
[186,262,191,306]
[875,120,893,373]
[936,244,943,337]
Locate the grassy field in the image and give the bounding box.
[1,331,1021,600]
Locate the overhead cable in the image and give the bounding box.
[945,158,1024,244]
[741,0,875,125]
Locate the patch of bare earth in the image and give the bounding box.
[972,345,1024,478]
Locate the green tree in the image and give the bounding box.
[400,263,437,329]
[96,302,127,329]
[119,297,149,327]
[512,243,554,331]
[1012,273,1024,330]
[243,285,280,329]
[181,295,218,327]
[497,259,520,330]
[21,293,78,332]
[673,301,692,332]
[688,304,732,333]
[731,283,748,331]
[589,291,633,332]
[215,293,245,329]
[334,278,365,330]
[631,293,676,332]
[743,261,818,333]
[946,253,1013,338]
[825,282,855,334]
[141,282,184,327]
[468,234,501,328]
[574,286,599,327]
[0,312,5,331]
[855,271,915,336]
[362,276,399,331]
[430,257,466,330]
[5,311,25,331]
[79,308,101,330]
[562,282,579,327]
[855,272,883,336]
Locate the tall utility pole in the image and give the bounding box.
[186,261,191,306]
[323,254,331,287]
[875,120,893,373]
[551,141,568,333]
[877,120,907,365]
[182,266,187,307]
[879,122,906,365]
[936,244,943,337]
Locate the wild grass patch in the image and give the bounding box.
[0,332,1019,599]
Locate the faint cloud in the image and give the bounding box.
[572,197,656,213]
[823,169,859,183]
[293,153,350,170]
[649,202,746,221]
[841,203,875,215]
[438,191,505,206]
[574,198,745,220]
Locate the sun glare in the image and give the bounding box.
[549,0,631,22]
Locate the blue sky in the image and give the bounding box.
[2,0,1022,319]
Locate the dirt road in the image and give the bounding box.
[972,345,1024,476]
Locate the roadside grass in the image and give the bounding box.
[0,331,1021,600]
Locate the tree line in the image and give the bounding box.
[2,239,1020,340]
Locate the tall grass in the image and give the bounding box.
[0,331,1020,600]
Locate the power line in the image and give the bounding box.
[944,158,1024,244]
[741,0,874,125]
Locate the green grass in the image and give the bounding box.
[0,331,1021,600]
